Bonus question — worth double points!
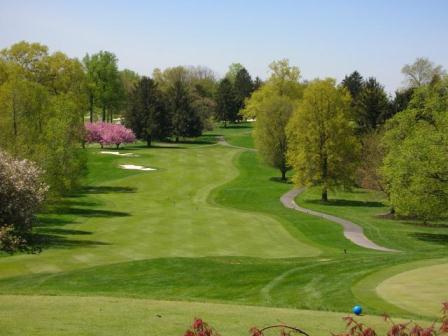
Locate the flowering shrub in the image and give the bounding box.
[185,303,448,336]
[184,318,220,336]
[0,150,48,252]
[85,122,136,149]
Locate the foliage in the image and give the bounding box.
[184,318,220,336]
[233,67,254,111]
[225,63,245,83]
[153,65,217,131]
[83,51,125,122]
[0,41,87,194]
[0,225,27,254]
[185,303,448,336]
[333,302,448,336]
[341,71,364,100]
[254,94,295,180]
[355,131,385,191]
[0,150,48,252]
[124,76,170,146]
[215,78,238,126]
[242,59,302,119]
[354,77,390,133]
[286,78,360,201]
[85,122,136,148]
[381,79,448,220]
[168,80,203,140]
[390,88,414,117]
[342,72,392,134]
[402,57,446,88]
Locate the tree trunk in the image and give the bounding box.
[321,187,328,202]
[146,134,152,147]
[175,136,179,143]
[102,105,106,122]
[12,90,17,137]
[321,153,329,202]
[89,94,94,122]
[224,120,227,128]
[281,169,287,181]
[116,143,120,149]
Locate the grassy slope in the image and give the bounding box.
[1,295,417,336]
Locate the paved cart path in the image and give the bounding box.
[280,188,398,252]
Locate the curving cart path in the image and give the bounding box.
[280,188,398,252]
[217,135,397,252]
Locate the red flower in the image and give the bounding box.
[193,318,204,330]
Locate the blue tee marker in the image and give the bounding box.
[352,305,362,315]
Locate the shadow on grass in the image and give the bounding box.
[31,233,110,250]
[31,184,132,251]
[306,199,384,207]
[36,228,92,235]
[66,186,137,196]
[219,124,252,129]
[269,177,292,184]
[56,207,130,218]
[410,232,448,246]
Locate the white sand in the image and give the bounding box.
[119,164,156,171]
[100,151,137,157]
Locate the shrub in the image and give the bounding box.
[0,150,48,252]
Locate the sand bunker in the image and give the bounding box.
[119,164,156,171]
[100,151,137,157]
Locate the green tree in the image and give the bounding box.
[254,94,295,180]
[242,59,302,119]
[341,71,364,100]
[355,77,390,133]
[124,77,170,146]
[234,67,254,112]
[382,78,448,220]
[215,78,237,127]
[168,80,203,141]
[0,41,87,194]
[120,69,140,119]
[253,76,263,91]
[225,63,244,83]
[83,51,124,122]
[286,79,360,202]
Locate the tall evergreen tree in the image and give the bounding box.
[233,67,254,112]
[168,80,203,141]
[341,71,364,99]
[355,77,390,133]
[124,77,170,146]
[215,78,237,127]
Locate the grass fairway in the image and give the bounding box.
[376,261,448,317]
[0,123,446,334]
[0,140,317,280]
[0,295,418,336]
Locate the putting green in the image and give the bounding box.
[376,262,448,317]
[0,295,420,336]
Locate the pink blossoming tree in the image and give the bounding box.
[85,122,136,149]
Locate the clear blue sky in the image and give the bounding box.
[1,0,447,92]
